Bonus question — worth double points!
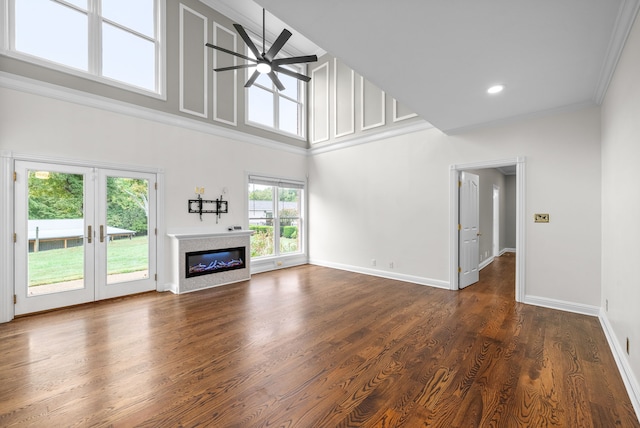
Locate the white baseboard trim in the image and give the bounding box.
[251,257,308,274]
[599,310,640,419]
[501,248,516,255]
[308,259,450,289]
[479,257,494,270]
[523,295,600,317]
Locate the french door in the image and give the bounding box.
[14,161,157,315]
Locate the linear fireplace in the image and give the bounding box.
[186,246,246,278]
[168,230,252,294]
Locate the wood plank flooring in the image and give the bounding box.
[0,253,637,427]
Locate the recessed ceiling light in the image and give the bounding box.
[487,84,505,94]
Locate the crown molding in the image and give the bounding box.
[594,0,640,104]
[0,71,307,156]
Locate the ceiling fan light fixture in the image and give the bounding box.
[256,62,272,74]
[487,84,505,94]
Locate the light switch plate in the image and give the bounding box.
[534,213,549,223]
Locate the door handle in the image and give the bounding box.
[87,225,92,244]
[100,225,105,243]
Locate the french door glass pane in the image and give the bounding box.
[15,0,88,71]
[27,170,85,296]
[248,184,275,257]
[106,177,150,284]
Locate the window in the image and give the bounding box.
[246,51,305,138]
[248,175,304,258]
[7,0,161,93]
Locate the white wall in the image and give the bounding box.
[309,105,602,307]
[0,87,308,293]
[601,12,640,407]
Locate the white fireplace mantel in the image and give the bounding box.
[167,230,253,294]
[167,230,253,240]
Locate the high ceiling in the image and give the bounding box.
[204,0,639,134]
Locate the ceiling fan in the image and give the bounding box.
[205,9,318,91]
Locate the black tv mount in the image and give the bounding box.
[188,194,228,222]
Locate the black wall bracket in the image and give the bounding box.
[188,194,228,222]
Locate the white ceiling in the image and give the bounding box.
[204,0,640,134]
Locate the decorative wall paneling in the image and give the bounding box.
[393,99,418,122]
[360,76,385,131]
[212,23,238,126]
[311,62,330,144]
[179,5,208,118]
[333,59,355,138]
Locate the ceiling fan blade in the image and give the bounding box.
[233,24,261,59]
[268,71,286,91]
[244,70,261,88]
[214,64,255,72]
[272,55,318,66]
[264,29,292,62]
[206,43,257,63]
[273,65,311,82]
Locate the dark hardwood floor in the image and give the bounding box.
[1,253,637,427]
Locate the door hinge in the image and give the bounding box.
[458,267,462,273]
[154,182,158,190]
[14,294,17,304]
[458,224,461,231]
[154,228,157,236]
[458,180,462,187]
[154,274,157,281]
[13,171,17,182]
[13,233,17,243]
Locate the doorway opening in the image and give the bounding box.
[449,158,525,301]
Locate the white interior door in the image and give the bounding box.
[14,161,157,315]
[459,171,480,289]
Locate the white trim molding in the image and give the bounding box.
[393,99,418,122]
[212,22,238,126]
[333,58,355,139]
[310,62,330,144]
[523,295,600,317]
[0,72,307,156]
[179,4,208,119]
[594,0,640,104]
[309,120,433,155]
[599,310,640,418]
[309,258,450,290]
[360,76,386,131]
[0,153,14,323]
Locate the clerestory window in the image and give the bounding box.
[245,50,306,139]
[5,0,163,94]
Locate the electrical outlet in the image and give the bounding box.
[534,213,550,223]
[606,299,608,311]
[627,337,630,355]
[389,261,394,269]
[371,259,376,267]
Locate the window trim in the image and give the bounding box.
[1,0,167,99]
[247,174,306,261]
